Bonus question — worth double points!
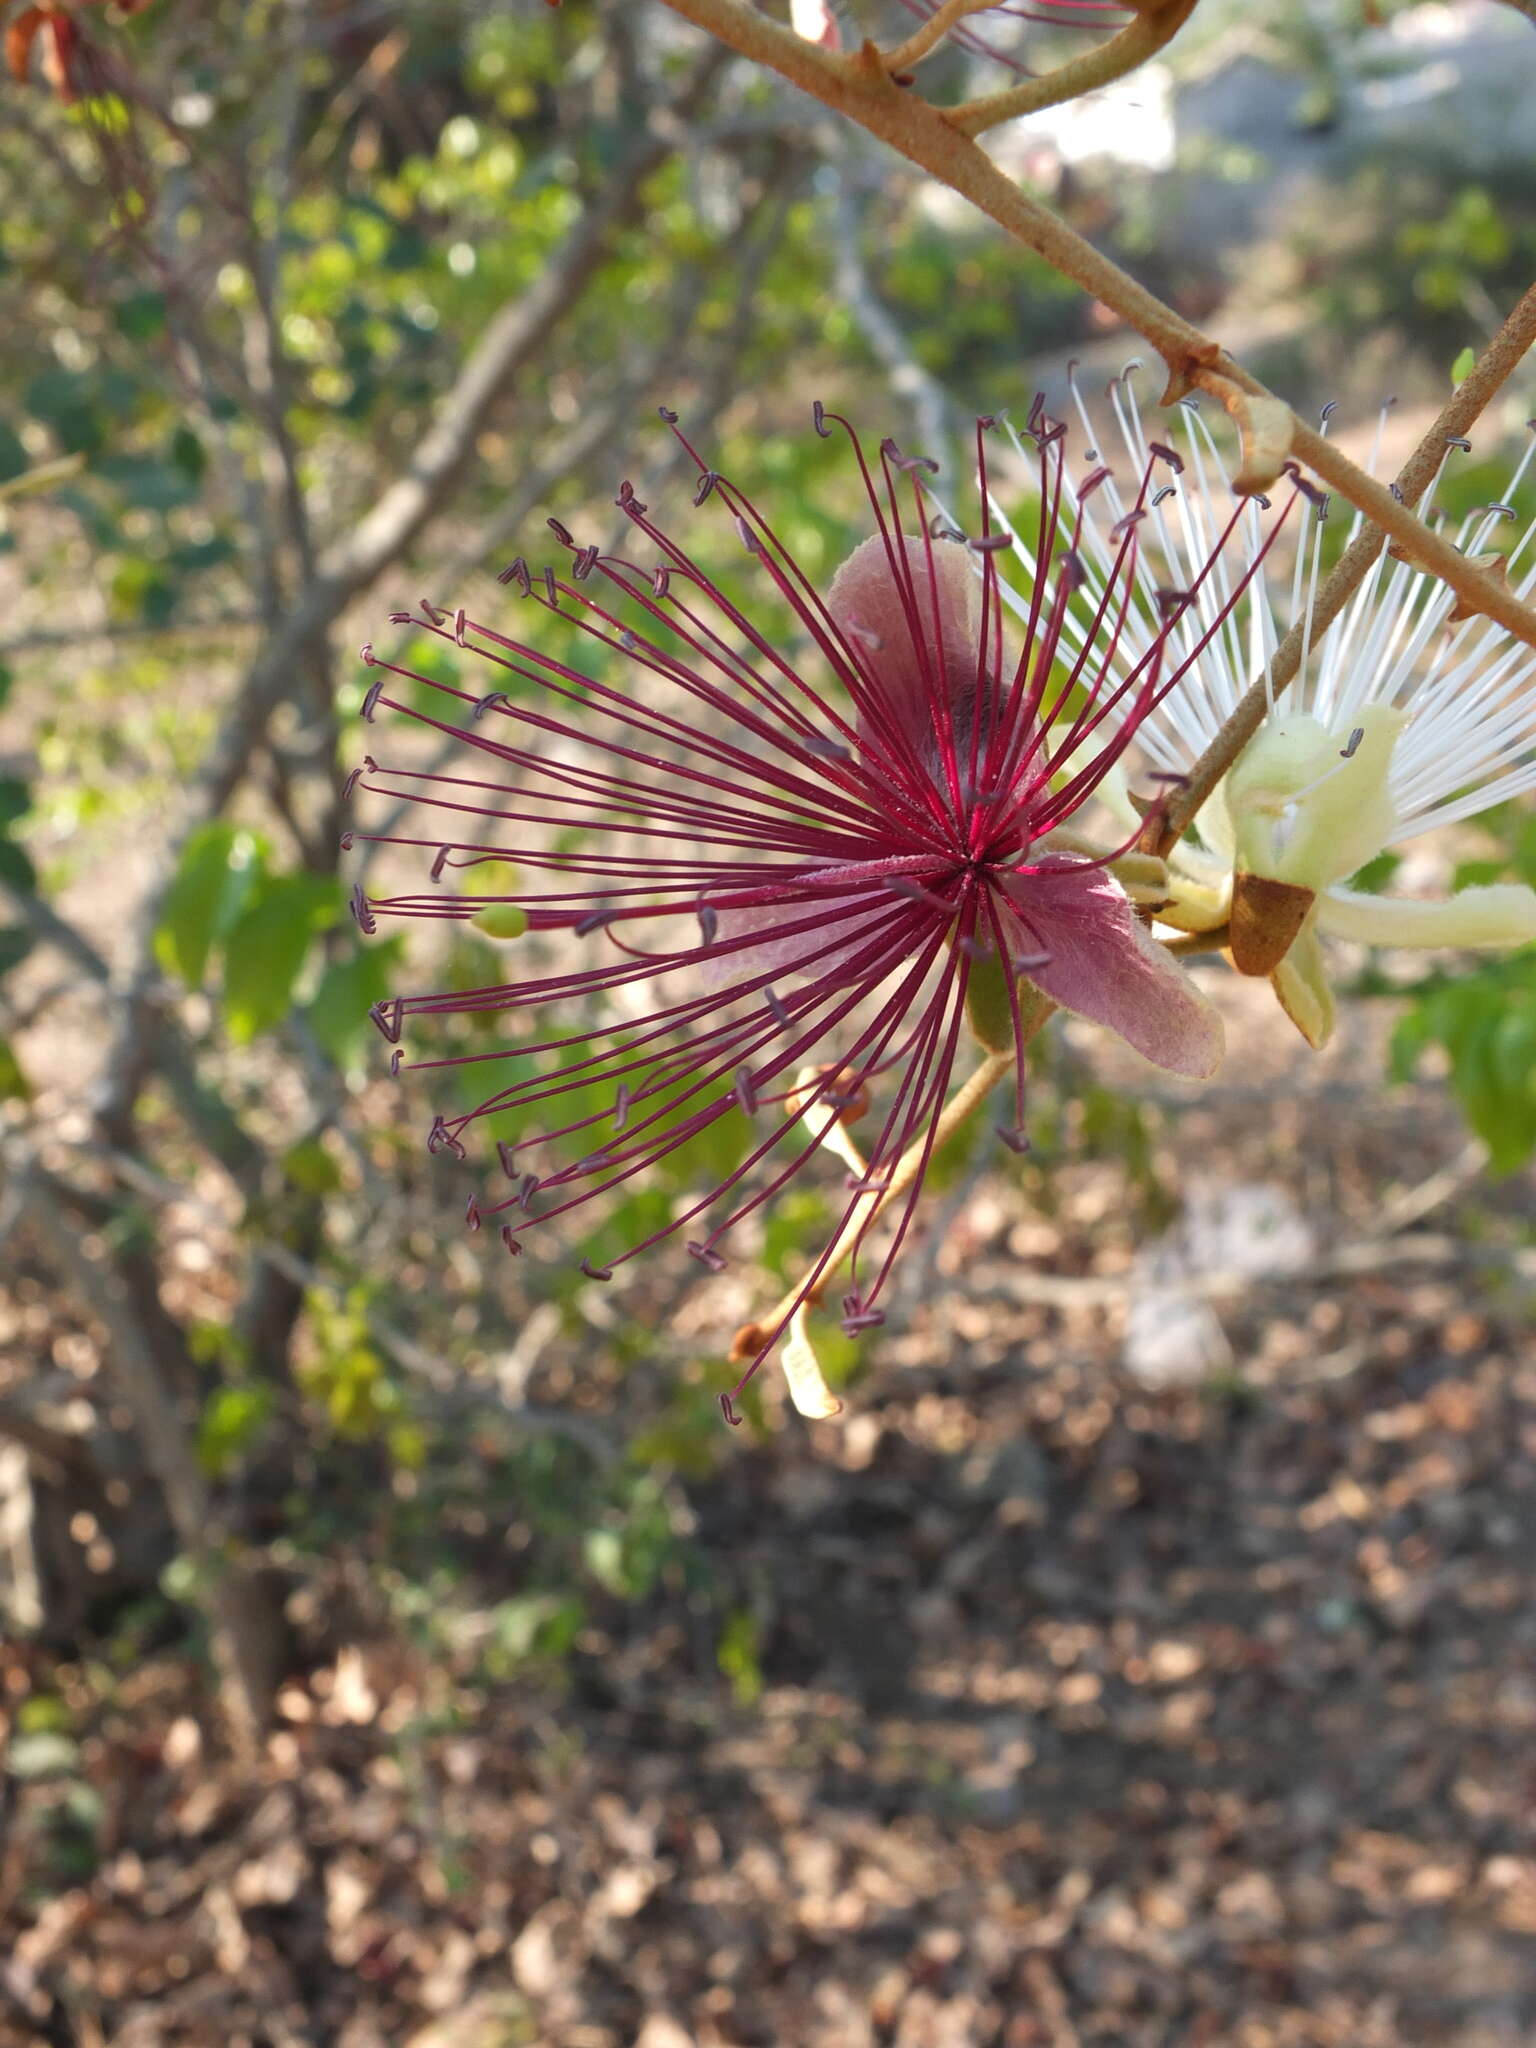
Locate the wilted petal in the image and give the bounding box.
[780,1304,843,1420]
[1002,860,1224,1077]
[1271,920,1334,1049]
[1316,880,1536,949]
[828,531,978,749]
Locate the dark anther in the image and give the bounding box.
[881,437,939,477]
[498,556,532,594]
[1083,448,1098,462]
[928,516,966,542]
[1152,485,1178,507]
[1059,550,1088,594]
[845,1172,892,1195]
[369,997,404,1044]
[694,470,720,506]
[956,934,994,961]
[620,629,638,652]
[996,1124,1032,1154]
[576,908,615,936]
[688,1240,727,1272]
[388,611,414,625]
[968,532,1012,554]
[1483,503,1519,521]
[842,1306,886,1336]
[1156,587,1191,622]
[613,1084,632,1133]
[805,736,851,762]
[977,413,997,431]
[497,1140,518,1180]
[736,515,759,554]
[427,1116,466,1160]
[465,1195,482,1232]
[515,1172,539,1209]
[547,516,574,546]
[812,399,830,438]
[577,1152,611,1175]
[720,1394,742,1427]
[765,987,791,1030]
[696,902,718,946]
[472,692,511,718]
[452,606,467,647]
[1389,483,1405,502]
[1282,463,1329,512]
[341,764,365,800]
[359,642,376,667]
[658,404,679,423]
[349,883,376,936]
[572,544,600,580]
[1320,400,1339,424]
[581,1257,613,1282]
[339,829,355,852]
[360,676,385,722]
[1340,727,1365,760]
[389,1048,403,1077]
[1145,769,1190,786]
[1148,441,1185,475]
[1014,948,1053,971]
[734,1066,759,1116]
[652,566,671,600]
[542,567,559,605]
[1445,434,1472,452]
[1251,493,1272,511]
[501,1226,522,1256]
[1079,465,1114,501]
[1110,509,1147,541]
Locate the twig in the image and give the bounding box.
[947,2,1198,138]
[831,159,962,478]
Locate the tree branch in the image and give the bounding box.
[654,0,1536,649]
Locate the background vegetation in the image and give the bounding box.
[1,2,1534,2042]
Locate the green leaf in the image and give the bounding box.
[155,823,266,988]
[305,936,402,1065]
[197,1383,275,1477]
[0,1037,31,1101]
[281,1135,344,1196]
[0,927,35,979]
[0,777,29,829]
[113,290,168,341]
[222,872,340,1042]
[1450,345,1476,386]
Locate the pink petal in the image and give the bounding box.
[828,531,978,748]
[1001,860,1224,1078]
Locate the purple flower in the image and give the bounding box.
[348,404,1240,1420]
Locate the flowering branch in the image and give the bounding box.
[654,0,1536,654]
[1153,280,1536,855]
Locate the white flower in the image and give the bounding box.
[989,369,1536,1042]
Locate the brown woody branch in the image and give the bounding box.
[654,0,1536,655]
